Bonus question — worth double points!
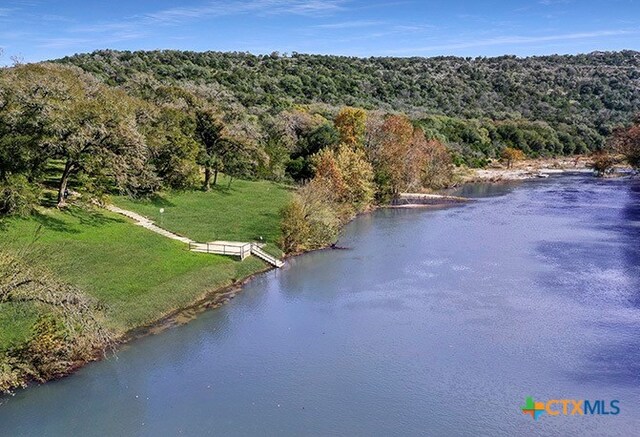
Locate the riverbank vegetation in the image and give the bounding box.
[2,50,640,392]
[587,115,640,176]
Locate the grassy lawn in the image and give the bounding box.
[1,207,266,339]
[114,176,291,247]
[0,303,40,352]
[0,176,291,358]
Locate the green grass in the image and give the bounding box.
[1,207,266,337]
[0,176,291,359]
[114,176,291,246]
[0,303,40,352]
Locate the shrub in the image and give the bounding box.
[0,175,39,217]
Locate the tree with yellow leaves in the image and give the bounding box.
[334,107,367,147]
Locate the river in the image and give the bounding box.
[1,174,639,436]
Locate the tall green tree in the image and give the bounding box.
[0,65,53,183]
[47,72,155,205]
[145,106,200,189]
[195,109,264,190]
[195,110,227,190]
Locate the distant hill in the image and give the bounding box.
[56,50,640,158]
[59,50,640,119]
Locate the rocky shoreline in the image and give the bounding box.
[458,157,595,183]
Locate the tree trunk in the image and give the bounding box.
[203,167,211,191]
[213,168,219,186]
[57,160,74,208]
[227,175,233,189]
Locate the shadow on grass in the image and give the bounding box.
[30,207,122,234]
[66,207,122,227]
[40,191,59,209]
[209,185,237,196]
[32,211,79,234]
[134,194,177,208]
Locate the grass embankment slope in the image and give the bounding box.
[0,178,291,355]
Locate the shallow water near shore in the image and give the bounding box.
[1,174,640,436]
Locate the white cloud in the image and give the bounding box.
[65,0,347,45]
[146,0,345,24]
[313,20,383,29]
[385,29,639,54]
[37,37,93,49]
[539,0,572,5]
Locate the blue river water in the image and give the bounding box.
[1,174,639,436]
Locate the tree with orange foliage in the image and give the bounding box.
[373,115,411,195]
[368,114,453,197]
[420,136,454,189]
[313,148,346,200]
[335,107,367,147]
[313,145,374,210]
[500,147,525,168]
[372,115,421,196]
[611,115,640,170]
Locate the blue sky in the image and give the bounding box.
[1,0,639,63]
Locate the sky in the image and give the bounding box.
[0,0,639,64]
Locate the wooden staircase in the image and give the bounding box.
[250,244,285,268]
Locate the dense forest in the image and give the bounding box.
[58,50,640,160]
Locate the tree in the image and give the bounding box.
[223,139,265,189]
[299,124,339,157]
[195,109,264,190]
[589,151,617,176]
[500,147,526,168]
[335,107,367,147]
[52,81,155,205]
[611,116,640,170]
[280,179,341,253]
[258,118,294,181]
[370,114,416,196]
[1,63,156,207]
[146,107,200,189]
[285,123,339,182]
[0,65,54,184]
[417,136,454,190]
[313,145,374,210]
[195,110,228,190]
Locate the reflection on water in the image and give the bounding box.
[1,174,639,436]
[445,180,523,198]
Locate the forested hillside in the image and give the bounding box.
[59,50,640,154]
